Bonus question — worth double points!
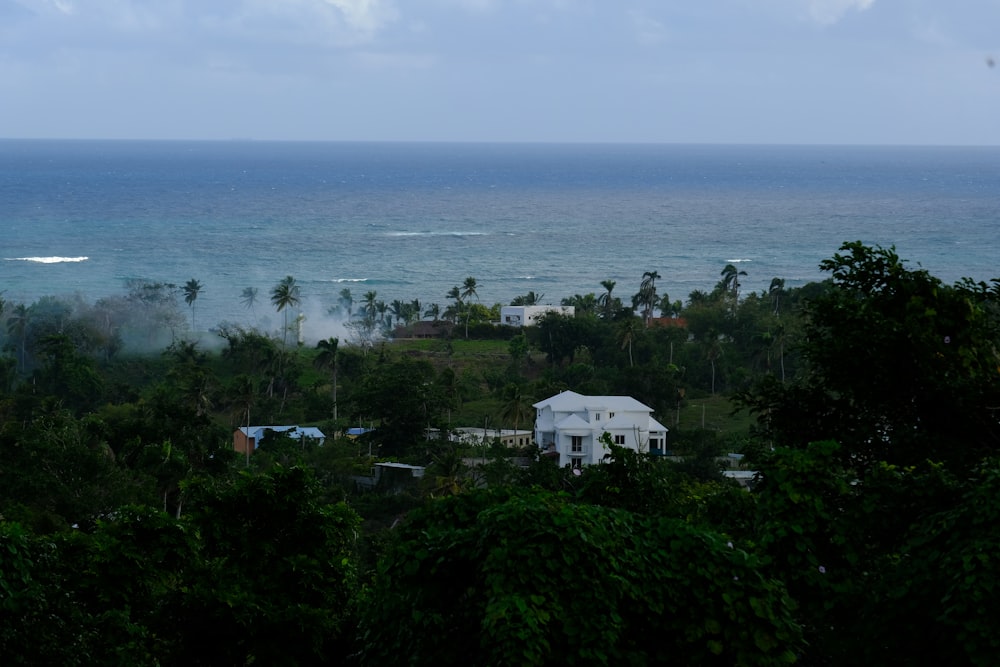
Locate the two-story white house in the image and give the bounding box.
[533,390,669,468]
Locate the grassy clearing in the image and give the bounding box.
[665,395,756,436]
[392,338,509,357]
[387,337,757,439]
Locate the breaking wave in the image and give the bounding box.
[7,256,89,264]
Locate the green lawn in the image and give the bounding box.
[669,395,756,436]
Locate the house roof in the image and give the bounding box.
[647,416,669,433]
[533,390,654,414]
[554,413,592,430]
[604,414,642,430]
[602,414,670,433]
[238,425,326,439]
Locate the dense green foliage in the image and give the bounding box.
[361,488,801,666]
[1,243,998,665]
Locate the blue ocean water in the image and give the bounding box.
[1,140,998,332]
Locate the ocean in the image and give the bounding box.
[2,140,998,337]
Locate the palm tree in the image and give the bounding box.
[498,383,533,434]
[658,293,680,318]
[510,291,544,306]
[721,263,748,310]
[460,276,478,338]
[424,302,441,323]
[338,288,354,317]
[270,276,301,348]
[598,279,617,320]
[360,290,378,324]
[232,374,256,466]
[772,323,788,383]
[314,337,340,421]
[428,444,467,497]
[7,303,29,372]
[702,328,723,395]
[182,279,203,332]
[769,277,786,316]
[241,287,259,325]
[638,270,661,326]
[562,293,597,317]
[618,317,638,367]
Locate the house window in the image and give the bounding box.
[571,436,583,453]
[571,458,583,469]
[609,412,615,418]
[614,434,626,445]
[595,413,601,421]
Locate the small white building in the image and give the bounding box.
[425,427,535,449]
[501,305,575,327]
[533,390,669,468]
[453,427,535,448]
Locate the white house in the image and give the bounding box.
[533,390,669,468]
[501,305,575,327]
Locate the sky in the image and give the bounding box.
[1,0,999,145]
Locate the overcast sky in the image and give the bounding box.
[2,0,999,144]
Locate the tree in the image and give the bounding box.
[424,302,441,323]
[360,489,802,666]
[739,242,1000,472]
[36,333,105,412]
[444,285,463,324]
[618,317,638,367]
[231,374,257,466]
[338,288,354,317]
[270,276,301,349]
[507,333,529,373]
[768,277,785,316]
[408,298,422,325]
[701,328,723,395]
[510,291,544,306]
[460,276,479,339]
[241,286,259,324]
[183,467,360,664]
[314,337,340,421]
[636,270,661,326]
[352,357,442,456]
[360,290,378,325]
[598,279,618,320]
[498,383,533,434]
[561,293,597,317]
[721,263,748,312]
[7,303,30,373]
[182,279,202,333]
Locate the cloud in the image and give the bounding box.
[805,0,875,25]
[322,0,399,35]
[9,0,73,16]
[352,50,437,71]
[218,0,400,46]
[10,1,399,45]
[627,9,669,47]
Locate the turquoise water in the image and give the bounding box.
[2,140,998,330]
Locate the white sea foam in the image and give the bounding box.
[725,259,753,263]
[386,231,488,237]
[8,256,89,264]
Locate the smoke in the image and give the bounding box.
[295,296,355,346]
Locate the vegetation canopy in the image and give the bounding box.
[0,242,998,665]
